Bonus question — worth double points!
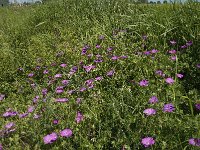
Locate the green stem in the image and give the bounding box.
[181,96,194,116]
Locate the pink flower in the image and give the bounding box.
[55,98,68,103]
[141,137,155,147]
[60,129,73,137]
[143,108,156,116]
[176,73,184,78]
[165,77,174,85]
[139,80,149,87]
[75,111,84,123]
[60,63,67,68]
[43,132,58,144]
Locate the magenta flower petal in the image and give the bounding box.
[163,103,175,112]
[62,80,70,85]
[107,70,115,76]
[195,104,200,111]
[28,106,35,113]
[168,50,176,54]
[76,111,84,123]
[176,73,184,78]
[60,129,73,138]
[165,77,174,85]
[141,137,155,147]
[54,74,62,78]
[55,98,68,102]
[143,108,156,116]
[149,96,158,104]
[43,132,58,144]
[0,94,5,101]
[60,63,67,68]
[5,122,15,129]
[189,138,200,146]
[83,65,96,72]
[170,40,176,45]
[139,80,149,87]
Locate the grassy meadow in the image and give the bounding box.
[0,0,200,149]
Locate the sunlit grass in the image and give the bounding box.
[0,1,200,149]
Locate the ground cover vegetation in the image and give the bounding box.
[0,0,200,149]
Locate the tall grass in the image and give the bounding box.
[0,1,200,149]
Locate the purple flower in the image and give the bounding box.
[163,103,175,112]
[53,119,59,124]
[141,137,155,147]
[151,49,159,54]
[189,138,200,146]
[28,106,35,113]
[170,40,176,45]
[55,86,64,94]
[42,88,48,96]
[96,45,101,49]
[54,74,62,78]
[51,62,57,66]
[18,113,28,118]
[31,83,36,89]
[28,73,34,78]
[87,54,93,58]
[195,104,200,111]
[155,70,163,76]
[149,96,158,104]
[139,80,149,87]
[95,76,103,81]
[43,132,58,144]
[168,50,176,54]
[60,63,67,68]
[170,56,176,61]
[181,45,187,49]
[143,51,151,55]
[107,47,113,51]
[33,95,39,104]
[107,70,115,77]
[5,122,15,129]
[76,98,82,104]
[35,66,41,70]
[43,69,49,74]
[120,56,128,59]
[80,87,87,92]
[165,77,174,85]
[3,111,17,117]
[111,56,119,60]
[176,73,184,78]
[143,108,156,116]
[70,66,78,74]
[60,129,73,138]
[33,114,40,119]
[186,41,193,46]
[0,94,5,101]
[85,79,94,87]
[81,45,90,55]
[83,65,96,72]
[196,64,200,68]
[68,90,75,95]
[62,80,70,86]
[55,98,68,103]
[0,144,3,150]
[94,59,103,63]
[76,111,84,123]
